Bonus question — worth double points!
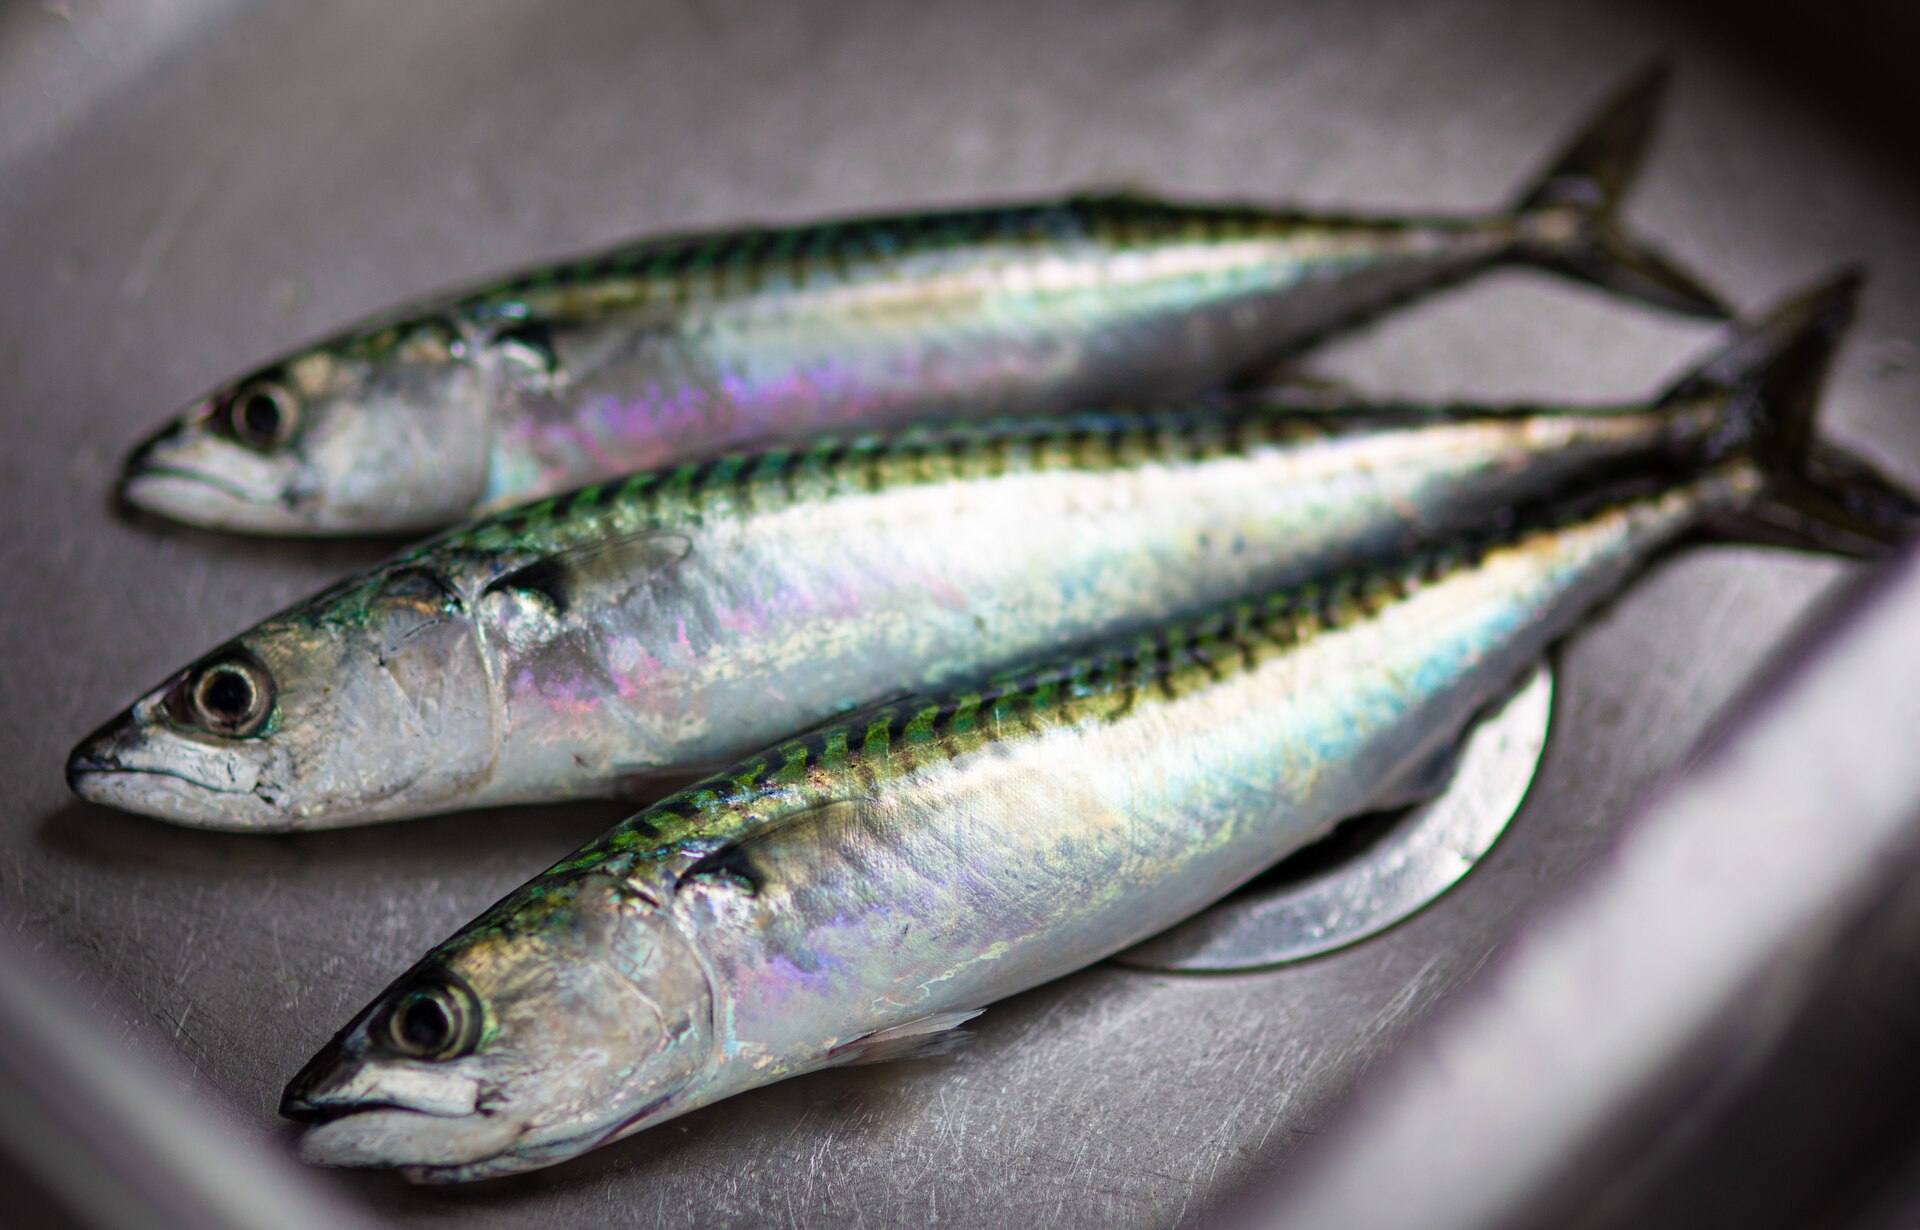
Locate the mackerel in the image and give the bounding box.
[118,66,1720,535]
[280,406,1915,1180]
[67,278,1863,830]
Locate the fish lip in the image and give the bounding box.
[66,734,287,831]
[281,1036,486,1123]
[281,1097,478,1125]
[67,725,257,801]
[118,463,261,509]
[290,1106,512,1175]
[280,1039,355,1120]
[279,1096,355,1125]
[117,466,315,534]
[66,761,254,799]
[64,746,116,788]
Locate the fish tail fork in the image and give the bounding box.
[1664,270,1920,557]
[1508,62,1728,319]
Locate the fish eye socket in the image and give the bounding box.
[385,981,477,1060]
[490,320,558,373]
[182,657,274,737]
[226,381,301,450]
[408,317,462,355]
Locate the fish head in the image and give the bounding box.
[67,564,498,829]
[119,315,499,534]
[282,872,715,1181]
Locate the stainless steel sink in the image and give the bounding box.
[5,3,1919,1226]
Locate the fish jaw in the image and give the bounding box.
[282,1028,516,1173]
[282,1042,484,1121]
[118,406,317,534]
[292,1107,523,1174]
[65,761,284,829]
[280,876,720,1179]
[290,1075,698,1182]
[119,469,309,536]
[65,703,292,830]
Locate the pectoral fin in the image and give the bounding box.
[674,798,880,893]
[1364,736,1467,813]
[829,1011,985,1066]
[481,530,692,623]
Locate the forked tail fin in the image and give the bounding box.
[1663,270,1919,557]
[1510,63,1729,319]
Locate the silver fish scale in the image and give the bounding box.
[280,475,1740,1183]
[437,405,1695,812]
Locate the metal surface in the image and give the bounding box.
[1121,665,1552,971]
[0,936,365,1230]
[4,2,1919,1227]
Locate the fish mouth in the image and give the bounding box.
[280,1096,375,1125]
[289,1106,516,1173]
[285,1062,517,1174]
[68,719,246,797]
[118,466,304,533]
[117,417,308,532]
[282,1034,487,1124]
[281,1095,474,1125]
[280,1041,371,1123]
[65,760,287,830]
[67,758,252,799]
[67,726,250,798]
[119,462,257,506]
[66,722,288,829]
[119,414,257,507]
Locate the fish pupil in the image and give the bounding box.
[398,994,451,1051]
[240,392,281,441]
[201,669,254,722]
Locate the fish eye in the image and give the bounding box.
[384,978,479,1060]
[179,655,275,737]
[490,320,558,373]
[226,380,301,450]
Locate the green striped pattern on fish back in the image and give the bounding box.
[440,409,1342,559]
[464,194,1398,318]
[544,548,1469,882]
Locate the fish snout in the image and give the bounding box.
[118,408,218,502]
[65,708,149,797]
[64,690,290,827]
[121,411,195,478]
[116,404,308,532]
[282,1038,483,1122]
[280,1036,358,1122]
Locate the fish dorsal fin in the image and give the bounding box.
[828,1010,985,1066]
[480,531,692,619]
[1071,179,1160,201]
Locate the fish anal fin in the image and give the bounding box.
[1232,365,1365,411]
[829,1010,984,1067]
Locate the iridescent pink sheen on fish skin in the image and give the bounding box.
[72,396,1685,829]
[69,277,1867,831]
[117,66,1720,535]
[274,272,1911,1178]
[279,418,1914,1180]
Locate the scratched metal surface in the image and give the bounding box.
[3,2,1918,1226]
